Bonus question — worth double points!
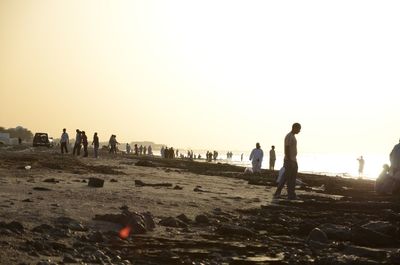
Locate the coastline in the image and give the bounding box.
[1,145,399,264]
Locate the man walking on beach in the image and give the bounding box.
[249,143,264,173]
[274,123,301,200]
[60,128,69,154]
[269,145,276,170]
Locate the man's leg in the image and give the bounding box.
[287,161,298,199]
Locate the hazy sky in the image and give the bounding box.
[1,0,399,154]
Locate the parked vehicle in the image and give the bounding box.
[33,133,53,147]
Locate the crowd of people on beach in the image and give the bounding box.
[58,124,400,199]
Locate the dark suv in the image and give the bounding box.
[33,133,52,147]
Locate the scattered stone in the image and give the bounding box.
[135,160,155,167]
[33,187,52,191]
[94,209,155,234]
[308,228,329,244]
[43,178,59,183]
[173,185,183,190]
[215,224,255,237]
[176,214,192,224]
[159,217,187,228]
[134,180,172,187]
[195,214,209,224]
[88,177,104,188]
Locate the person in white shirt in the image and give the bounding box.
[274,123,301,200]
[249,142,264,173]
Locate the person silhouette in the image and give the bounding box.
[249,143,264,173]
[269,145,276,170]
[390,139,400,176]
[357,156,365,178]
[274,123,302,200]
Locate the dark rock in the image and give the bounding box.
[352,226,397,247]
[318,223,352,241]
[43,178,59,183]
[63,254,77,263]
[22,198,33,202]
[135,160,155,167]
[0,221,24,233]
[32,224,53,233]
[88,231,104,243]
[88,177,104,188]
[55,216,87,231]
[195,214,210,224]
[176,214,192,224]
[173,185,183,190]
[361,221,397,237]
[93,210,155,234]
[343,245,388,260]
[33,187,52,191]
[159,217,187,228]
[110,179,118,182]
[215,224,255,237]
[134,179,172,187]
[308,228,329,244]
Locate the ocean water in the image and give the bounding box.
[147,149,389,180]
[218,152,388,180]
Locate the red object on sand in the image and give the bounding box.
[119,226,132,239]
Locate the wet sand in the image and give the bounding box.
[0,145,399,264]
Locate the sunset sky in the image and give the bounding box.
[1,0,399,155]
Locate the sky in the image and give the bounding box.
[1,0,399,155]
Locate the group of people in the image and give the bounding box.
[249,123,302,200]
[206,151,218,162]
[129,144,153,156]
[60,128,100,158]
[59,128,112,158]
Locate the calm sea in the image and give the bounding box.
[165,150,389,180]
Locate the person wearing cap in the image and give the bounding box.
[249,142,264,173]
[274,123,301,200]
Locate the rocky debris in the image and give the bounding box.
[176,213,192,224]
[135,160,155,167]
[33,187,52,191]
[88,177,104,188]
[93,210,155,234]
[215,224,255,237]
[0,221,24,234]
[159,217,187,228]
[308,228,329,244]
[134,179,172,187]
[43,178,59,183]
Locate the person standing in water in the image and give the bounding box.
[357,156,365,178]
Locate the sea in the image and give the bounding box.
[151,149,389,180]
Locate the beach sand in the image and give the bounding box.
[0,145,399,264]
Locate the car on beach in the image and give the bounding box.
[32,133,53,147]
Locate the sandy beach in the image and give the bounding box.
[1,145,400,265]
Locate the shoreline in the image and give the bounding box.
[2,146,399,265]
